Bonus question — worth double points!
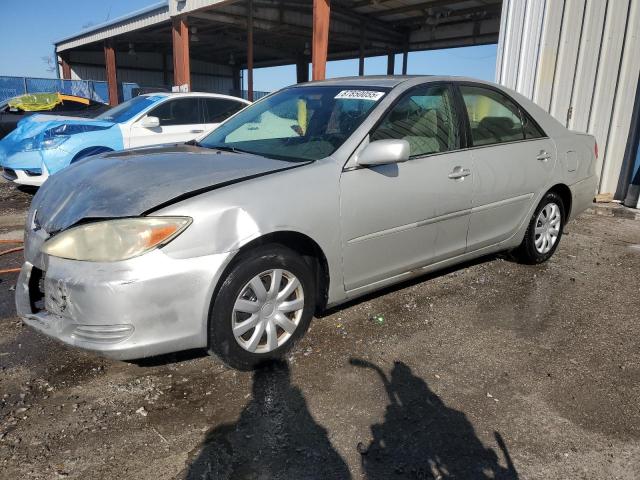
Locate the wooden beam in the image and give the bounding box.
[247,0,254,101]
[172,16,191,90]
[103,39,118,106]
[60,56,72,80]
[312,0,330,81]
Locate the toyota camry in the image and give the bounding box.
[16,76,598,369]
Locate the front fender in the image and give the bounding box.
[43,126,125,174]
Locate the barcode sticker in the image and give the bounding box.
[334,90,385,101]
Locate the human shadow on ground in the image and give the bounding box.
[182,359,351,480]
[351,358,519,480]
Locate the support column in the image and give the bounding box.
[387,52,395,75]
[60,55,72,80]
[247,0,254,101]
[358,22,365,76]
[312,0,330,81]
[232,67,241,95]
[296,57,309,84]
[162,52,169,87]
[104,39,118,106]
[402,42,408,75]
[172,16,191,91]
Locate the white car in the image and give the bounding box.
[0,92,251,186]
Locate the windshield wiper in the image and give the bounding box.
[201,144,252,154]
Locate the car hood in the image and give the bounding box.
[5,114,115,142]
[32,144,309,234]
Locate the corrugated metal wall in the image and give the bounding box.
[66,50,233,94]
[496,0,640,197]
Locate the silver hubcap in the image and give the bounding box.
[232,269,304,354]
[534,202,561,254]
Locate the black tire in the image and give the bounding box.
[514,191,565,264]
[208,245,315,370]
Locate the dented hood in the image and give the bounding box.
[6,114,115,141]
[32,144,307,234]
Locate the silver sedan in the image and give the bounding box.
[16,76,598,369]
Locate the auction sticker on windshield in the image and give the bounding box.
[334,90,385,101]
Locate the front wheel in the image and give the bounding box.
[514,192,565,264]
[208,245,315,370]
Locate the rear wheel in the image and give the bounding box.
[208,245,315,370]
[515,192,565,264]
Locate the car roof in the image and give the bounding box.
[139,92,250,103]
[297,75,512,89]
[297,75,418,88]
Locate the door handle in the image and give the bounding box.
[537,151,552,161]
[191,129,204,134]
[448,166,472,180]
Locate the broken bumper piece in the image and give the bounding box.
[15,249,233,360]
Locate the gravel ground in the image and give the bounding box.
[0,179,639,479]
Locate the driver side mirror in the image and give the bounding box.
[357,139,410,166]
[139,115,160,129]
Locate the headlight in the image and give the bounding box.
[41,217,192,262]
[40,135,70,149]
[18,132,68,151]
[20,124,109,152]
[17,137,38,151]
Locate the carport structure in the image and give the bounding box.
[54,0,502,105]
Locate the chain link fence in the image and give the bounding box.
[0,76,271,104]
[0,76,129,104]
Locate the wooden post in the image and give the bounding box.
[60,56,72,80]
[104,40,118,106]
[312,0,330,81]
[172,16,191,91]
[247,0,254,101]
[358,22,365,76]
[387,52,395,75]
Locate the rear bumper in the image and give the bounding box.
[16,249,233,360]
[569,175,598,221]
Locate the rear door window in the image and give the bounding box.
[203,98,246,123]
[459,86,527,146]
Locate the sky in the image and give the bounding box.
[0,0,497,92]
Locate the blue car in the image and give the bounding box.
[0,92,249,186]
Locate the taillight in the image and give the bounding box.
[594,142,598,159]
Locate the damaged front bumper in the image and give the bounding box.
[0,140,74,186]
[2,163,49,186]
[16,249,233,360]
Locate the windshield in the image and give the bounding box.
[96,95,164,123]
[199,86,388,161]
